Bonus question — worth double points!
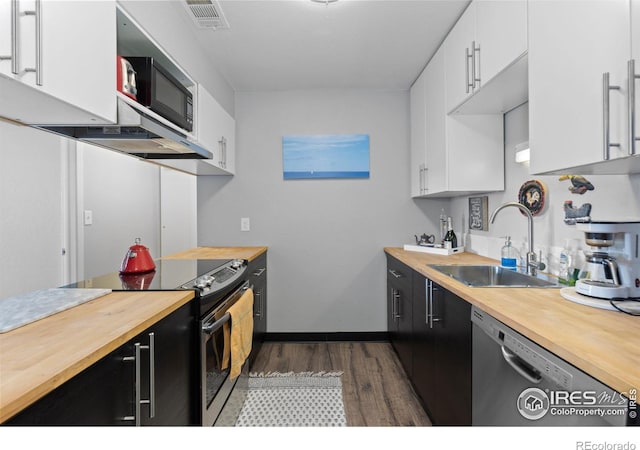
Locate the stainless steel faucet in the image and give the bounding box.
[489,202,546,276]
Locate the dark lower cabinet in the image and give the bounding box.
[6,301,196,426]
[386,254,413,377]
[411,274,437,419]
[248,252,267,367]
[6,343,134,425]
[386,254,472,426]
[136,301,197,426]
[412,273,472,425]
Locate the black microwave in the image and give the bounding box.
[124,56,193,132]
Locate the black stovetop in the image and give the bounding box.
[66,259,231,292]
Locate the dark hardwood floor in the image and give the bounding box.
[250,341,432,426]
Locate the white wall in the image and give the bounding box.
[450,103,640,274]
[79,143,162,279]
[197,89,447,333]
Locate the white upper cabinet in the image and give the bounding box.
[410,64,428,197]
[411,46,504,198]
[0,0,116,125]
[196,85,235,175]
[423,48,448,195]
[475,0,527,90]
[529,0,640,174]
[445,3,477,112]
[445,0,527,114]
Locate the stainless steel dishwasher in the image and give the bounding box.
[471,306,632,426]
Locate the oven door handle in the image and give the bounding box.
[202,313,230,335]
[201,281,252,335]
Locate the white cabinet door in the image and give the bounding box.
[218,106,236,174]
[410,66,427,197]
[0,0,116,125]
[411,45,504,198]
[424,48,447,194]
[445,0,527,113]
[197,85,235,174]
[160,167,197,257]
[475,0,527,86]
[445,2,477,112]
[0,121,66,298]
[529,0,630,174]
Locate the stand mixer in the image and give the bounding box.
[574,221,640,301]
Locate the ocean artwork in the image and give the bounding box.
[282,134,370,179]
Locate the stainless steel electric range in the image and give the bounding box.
[67,258,250,426]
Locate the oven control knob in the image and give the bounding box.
[230,259,243,269]
[195,275,214,289]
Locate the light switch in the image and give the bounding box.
[240,217,250,232]
[84,210,93,226]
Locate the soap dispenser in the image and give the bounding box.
[500,236,519,271]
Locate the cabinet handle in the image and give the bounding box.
[418,164,423,194]
[218,136,227,168]
[629,60,640,156]
[390,288,401,320]
[0,0,18,73]
[388,269,403,279]
[23,0,42,85]
[422,165,428,194]
[254,289,262,318]
[252,268,266,277]
[472,41,481,89]
[465,47,473,93]
[147,333,155,419]
[426,279,442,329]
[223,136,227,168]
[122,342,142,426]
[121,336,154,425]
[260,288,264,319]
[425,280,430,326]
[390,288,396,319]
[603,72,621,160]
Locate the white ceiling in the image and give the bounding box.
[178,0,470,91]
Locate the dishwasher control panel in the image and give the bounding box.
[471,306,573,390]
[503,333,573,390]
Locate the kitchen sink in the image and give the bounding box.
[428,264,561,288]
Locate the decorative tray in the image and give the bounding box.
[403,244,464,255]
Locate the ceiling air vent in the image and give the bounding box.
[183,0,229,30]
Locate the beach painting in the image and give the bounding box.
[282,134,370,180]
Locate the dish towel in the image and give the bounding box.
[227,288,254,379]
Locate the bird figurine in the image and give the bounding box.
[563,200,592,225]
[558,174,594,194]
[525,189,540,208]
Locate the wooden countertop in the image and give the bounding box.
[0,290,194,423]
[0,246,265,423]
[162,246,267,262]
[385,247,640,396]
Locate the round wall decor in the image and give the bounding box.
[518,179,546,216]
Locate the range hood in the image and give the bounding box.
[39,98,212,160]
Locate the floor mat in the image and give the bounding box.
[235,371,346,427]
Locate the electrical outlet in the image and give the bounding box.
[241,217,250,232]
[83,210,93,226]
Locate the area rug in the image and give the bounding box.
[235,371,347,427]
